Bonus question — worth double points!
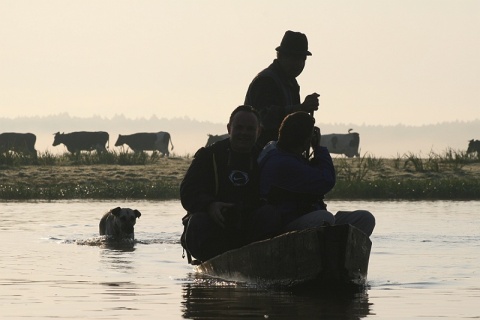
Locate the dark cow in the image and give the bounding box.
[53,131,109,153]
[467,139,480,154]
[115,132,174,156]
[320,129,360,158]
[205,133,229,147]
[0,132,37,155]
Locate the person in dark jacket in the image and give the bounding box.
[254,112,375,240]
[245,30,320,149]
[180,105,262,263]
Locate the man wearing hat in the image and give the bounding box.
[245,30,320,150]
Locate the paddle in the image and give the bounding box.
[304,93,320,159]
[304,109,316,160]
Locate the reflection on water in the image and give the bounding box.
[1,200,479,319]
[100,247,137,271]
[181,274,372,319]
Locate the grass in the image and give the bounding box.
[0,149,479,200]
[0,149,174,166]
[328,148,480,200]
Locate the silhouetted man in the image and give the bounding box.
[245,30,319,149]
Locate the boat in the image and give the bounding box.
[196,224,372,290]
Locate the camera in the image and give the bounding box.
[311,126,321,148]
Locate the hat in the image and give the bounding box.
[275,30,312,56]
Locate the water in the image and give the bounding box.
[1,200,479,319]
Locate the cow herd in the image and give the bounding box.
[1,130,479,158]
[0,131,174,157]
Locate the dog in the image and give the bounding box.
[99,207,142,240]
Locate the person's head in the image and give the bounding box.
[275,30,311,78]
[227,105,261,153]
[277,111,315,153]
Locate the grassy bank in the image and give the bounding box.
[1,149,479,200]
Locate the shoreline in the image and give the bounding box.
[1,156,479,200]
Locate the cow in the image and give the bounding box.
[205,133,229,147]
[52,131,109,153]
[0,132,37,155]
[320,129,360,158]
[467,139,480,154]
[115,132,174,157]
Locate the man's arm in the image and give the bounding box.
[309,145,336,193]
[180,148,217,213]
[247,76,319,116]
[264,148,335,197]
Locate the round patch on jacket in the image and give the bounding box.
[229,170,250,186]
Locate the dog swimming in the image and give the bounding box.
[99,207,142,240]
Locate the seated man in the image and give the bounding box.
[253,111,375,241]
[180,105,262,264]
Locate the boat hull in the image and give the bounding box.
[196,224,372,290]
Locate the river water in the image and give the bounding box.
[1,200,479,319]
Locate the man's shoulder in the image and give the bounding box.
[191,141,228,165]
[250,61,292,92]
[200,138,229,155]
[257,141,277,164]
[255,62,281,80]
[260,146,304,167]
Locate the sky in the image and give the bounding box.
[1,0,479,126]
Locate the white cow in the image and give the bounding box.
[320,129,360,158]
[154,132,174,157]
[115,132,173,156]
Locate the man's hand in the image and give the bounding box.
[301,93,320,112]
[207,202,235,228]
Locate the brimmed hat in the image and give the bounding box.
[276,30,312,56]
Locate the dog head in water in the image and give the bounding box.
[99,207,142,239]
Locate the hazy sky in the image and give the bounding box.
[1,0,479,126]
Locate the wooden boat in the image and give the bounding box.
[196,224,372,290]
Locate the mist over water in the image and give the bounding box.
[1,115,478,157]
